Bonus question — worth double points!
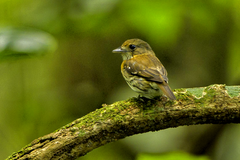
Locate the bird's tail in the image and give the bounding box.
[158,84,176,100]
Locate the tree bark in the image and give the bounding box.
[7,84,240,160]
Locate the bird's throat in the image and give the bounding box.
[121,53,132,61]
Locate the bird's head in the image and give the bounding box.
[112,39,155,60]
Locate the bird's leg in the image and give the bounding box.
[137,95,149,102]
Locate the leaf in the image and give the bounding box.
[0,27,57,60]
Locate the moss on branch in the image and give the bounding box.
[7,84,240,160]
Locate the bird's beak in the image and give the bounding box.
[112,47,127,53]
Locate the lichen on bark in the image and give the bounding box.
[7,84,240,160]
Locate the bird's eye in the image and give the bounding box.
[129,44,136,50]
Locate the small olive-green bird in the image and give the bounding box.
[112,38,176,100]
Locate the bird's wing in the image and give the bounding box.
[124,54,168,84]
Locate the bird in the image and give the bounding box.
[112,38,176,100]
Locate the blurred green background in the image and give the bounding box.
[0,0,240,160]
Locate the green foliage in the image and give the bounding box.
[121,0,184,47]
[0,27,57,60]
[137,152,210,160]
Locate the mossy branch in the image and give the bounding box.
[7,84,240,160]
